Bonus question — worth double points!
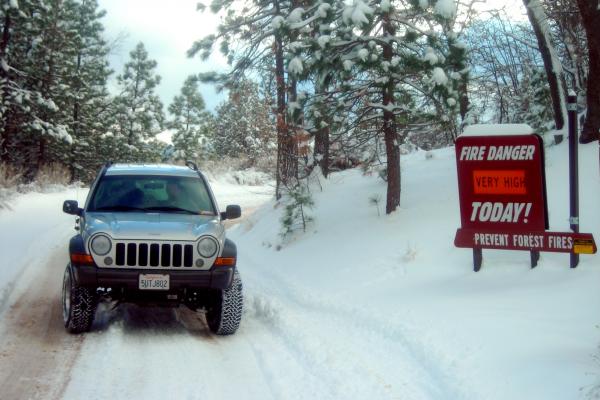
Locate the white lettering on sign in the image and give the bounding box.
[487,145,535,161]
[470,202,532,223]
[511,234,545,248]
[459,146,486,161]
[459,145,536,161]
[547,235,573,250]
[474,233,509,246]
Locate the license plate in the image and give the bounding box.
[139,274,170,290]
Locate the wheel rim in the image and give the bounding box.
[62,268,71,324]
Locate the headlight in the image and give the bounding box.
[197,237,218,258]
[91,235,112,256]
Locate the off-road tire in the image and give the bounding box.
[62,265,97,333]
[206,270,243,335]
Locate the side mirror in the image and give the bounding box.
[221,205,241,220]
[63,200,82,216]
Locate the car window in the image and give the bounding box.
[88,175,216,214]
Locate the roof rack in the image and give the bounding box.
[185,160,198,171]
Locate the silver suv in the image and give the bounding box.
[62,162,243,335]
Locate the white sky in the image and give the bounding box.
[98,0,229,114]
[473,0,528,20]
[97,0,528,143]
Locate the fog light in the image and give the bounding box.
[195,259,204,267]
[104,257,113,265]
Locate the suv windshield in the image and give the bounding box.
[88,175,216,215]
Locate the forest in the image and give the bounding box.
[0,0,598,224]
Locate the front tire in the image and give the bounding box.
[62,265,97,333]
[206,270,243,335]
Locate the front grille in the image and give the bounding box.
[115,242,194,268]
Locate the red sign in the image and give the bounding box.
[455,134,548,232]
[472,170,526,195]
[455,229,597,254]
[454,132,596,262]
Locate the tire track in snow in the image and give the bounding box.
[245,284,433,400]
[241,254,473,400]
[244,327,326,400]
[0,244,85,400]
[63,301,284,400]
[244,297,400,399]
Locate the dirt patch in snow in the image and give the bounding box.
[0,248,84,400]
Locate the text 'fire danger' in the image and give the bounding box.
[459,145,535,161]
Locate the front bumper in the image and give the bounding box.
[71,264,235,290]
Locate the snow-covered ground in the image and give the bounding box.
[0,140,599,399]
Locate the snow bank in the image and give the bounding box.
[462,123,535,136]
[0,188,87,314]
[2,139,598,399]
[226,138,600,399]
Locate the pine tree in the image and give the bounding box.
[576,0,600,143]
[523,0,567,133]
[189,0,310,198]
[63,0,113,182]
[112,42,164,162]
[213,79,276,165]
[0,0,74,178]
[167,75,212,161]
[297,0,465,213]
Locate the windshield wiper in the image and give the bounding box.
[94,205,148,212]
[143,206,199,214]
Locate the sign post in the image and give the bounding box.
[454,125,596,271]
[568,93,579,268]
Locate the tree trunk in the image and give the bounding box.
[576,0,600,143]
[459,79,469,121]
[314,121,330,177]
[523,0,566,131]
[0,12,12,162]
[286,77,299,180]
[274,6,287,200]
[313,77,330,177]
[382,15,400,214]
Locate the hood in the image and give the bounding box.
[83,212,224,242]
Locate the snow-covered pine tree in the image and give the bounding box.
[300,0,340,177]
[167,75,213,162]
[575,0,600,143]
[465,16,553,133]
[189,0,323,198]
[112,42,164,162]
[0,0,30,166]
[297,0,465,213]
[0,0,74,179]
[213,79,276,167]
[523,0,567,134]
[62,0,113,182]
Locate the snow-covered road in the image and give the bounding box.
[1,143,600,400]
[0,177,469,400]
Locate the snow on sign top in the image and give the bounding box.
[462,124,535,137]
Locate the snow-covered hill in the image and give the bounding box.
[0,140,599,399]
[228,141,600,399]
